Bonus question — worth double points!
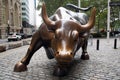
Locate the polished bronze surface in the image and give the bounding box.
[14,3,96,77]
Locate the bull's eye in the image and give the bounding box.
[74,39,77,42]
[54,34,57,39]
[55,29,62,39]
[56,51,59,54]
[55,33,60,39]
[54,33,59,39]
[72,30,79,42]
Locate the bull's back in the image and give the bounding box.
[52,7,77,21]
[52,7,88,24]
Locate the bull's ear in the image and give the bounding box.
[41,2,55,30]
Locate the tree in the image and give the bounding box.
[37,0,77,16]
[37,0,120,32]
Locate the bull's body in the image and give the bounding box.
[40,7,89,59]
[14,3,96,76]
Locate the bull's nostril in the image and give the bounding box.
[56,51,59,54]
[70,52,72,55]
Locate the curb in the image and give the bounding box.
[0,38,31,52]
[0,45,6,52]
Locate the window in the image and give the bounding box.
[0,19,1,25]
[22,3,25,5]
[10,0,13,6]
[22,8,26,10]
[2,0,5,6]
[22,13,26,15]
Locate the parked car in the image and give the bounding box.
[8,33,22,41]
[19,33,27,39]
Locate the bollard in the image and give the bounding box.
[114,38,117,49]
[88,35,93,46]
[96,39,99,50]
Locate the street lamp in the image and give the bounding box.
[119,11,120,20]
[107,0,111,42]
[7,20,10,35]
[78,0,81,8]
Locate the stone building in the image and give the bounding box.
[0,0,22,39]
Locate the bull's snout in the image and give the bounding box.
[55,51,73,63]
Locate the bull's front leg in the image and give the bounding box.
[81,38,89,60]
[14,31,42,72]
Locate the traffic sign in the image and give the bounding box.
[109,2,120,6]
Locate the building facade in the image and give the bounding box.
[21,0,29,27]
[21,0,36,36]
[0,0,22,39]
[21,0,32,36]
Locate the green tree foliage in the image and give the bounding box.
[110,0,120,30]
[37,0,120,31]
[37,0,78,16]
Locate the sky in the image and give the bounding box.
[29,0,36,26]
[29,0,42,28]
[35,0,42,28]
[36,8,42,28]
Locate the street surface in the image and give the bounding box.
[0,38,120,80]
[0,39,8,44]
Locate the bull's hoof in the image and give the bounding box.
[14,62,27,72]
[81,54,89,60]
[53,66,68,77]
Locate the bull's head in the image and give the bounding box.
[42,3,96,64]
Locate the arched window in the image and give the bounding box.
[2,0,9,24]
[10,0,13,6]
[2,0,5,6]
[10,13,14,26]
[14,3,19,26]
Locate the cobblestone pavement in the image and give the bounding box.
[0,38,120,80]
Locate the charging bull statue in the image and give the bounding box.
[14,3,96,76]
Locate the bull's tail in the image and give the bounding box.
[66,3,93,12]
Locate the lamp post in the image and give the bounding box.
[78,0,81,8]
[7,20,10,35]
[107,0,110,42]
[119,11,120,20]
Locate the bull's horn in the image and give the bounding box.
[79,7,96,31]
[42,3,55,30]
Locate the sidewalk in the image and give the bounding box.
[0,38,31,52]
[0,38,120,80]
[88,38,120,50]
[0,39,8,44]
[0,37,120,53]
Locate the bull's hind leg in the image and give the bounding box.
[14,31,42,72]
[81,38,89,60]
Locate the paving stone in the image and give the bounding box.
[0,38,120,80]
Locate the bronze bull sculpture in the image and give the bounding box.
[14,3,96,76]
